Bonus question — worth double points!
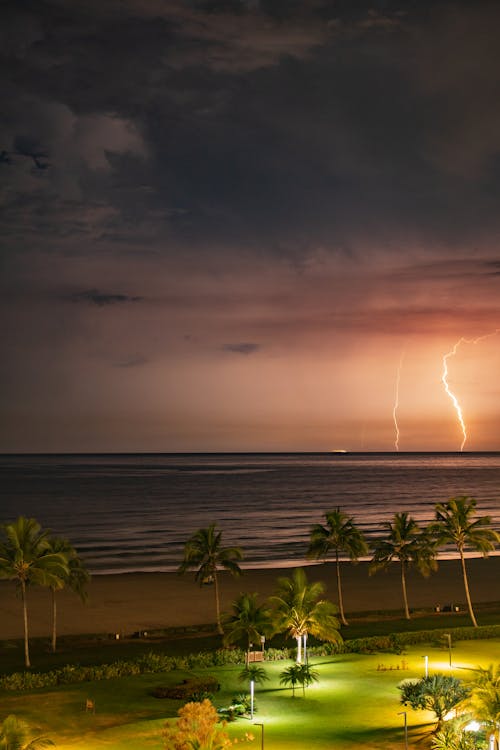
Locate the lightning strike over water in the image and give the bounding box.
[442,329,500,451]
[393,351,405,451]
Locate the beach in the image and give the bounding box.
[0,557,499,640]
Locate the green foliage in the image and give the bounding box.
[370,512,437,620]
[223,592,272,649]
[399,674,469,725]
[430,497,500,628]
[238,665,269,685]
[432,716,488,750]
[151,676,220,700]
[0,714,54,749]
[0,517,70,668]
[178,524,244,634]
[307,508,368,626]
[271,568,342,661]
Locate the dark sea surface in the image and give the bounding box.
[1,453,499,574]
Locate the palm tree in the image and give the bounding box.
[297,663,319,697]
[430,497,500,627]
[238,664,270,719]
[0,517,68,668]
[0,714,54,749]
[270,568,342,663]
[46,536,90,653]
[369,512,437,620]
[223,592,272,657]
[279,664,302,697]
[178,523,243,634]
[308,508,368,626]
[462,665,500,749]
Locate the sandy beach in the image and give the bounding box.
[0,557,499,640]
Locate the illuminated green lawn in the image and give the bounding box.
[1,640,498,749]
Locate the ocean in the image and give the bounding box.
[1,453,499,575]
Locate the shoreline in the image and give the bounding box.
[0,557,499,640]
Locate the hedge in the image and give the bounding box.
[1,624,499,692]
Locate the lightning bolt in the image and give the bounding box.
[393,350,405,451]
[442,329,500,451]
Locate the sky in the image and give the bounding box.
[1,0,500,453]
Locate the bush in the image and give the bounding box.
[151,677,220,700]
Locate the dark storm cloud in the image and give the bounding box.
[66,289,143,306]
[222,342,260,354]
[4,0,500,262]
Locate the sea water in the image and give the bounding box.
[1,452,499,574]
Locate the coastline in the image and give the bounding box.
[0,557,499,640]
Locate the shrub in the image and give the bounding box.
[151,677,220,700]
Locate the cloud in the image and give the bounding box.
[222,342,260,354]
[66,289,143,306]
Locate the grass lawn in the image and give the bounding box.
[1,638,499,749]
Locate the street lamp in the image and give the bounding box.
[443,633,452,667]
[250,679,255,720]
[422,655,429,677]
[397,710,408,750]
[253,722,264,750]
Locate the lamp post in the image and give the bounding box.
[253,722,264,750]
[422,655,429,677]
[398,710,408,750]
[444,633,452,667]
[250,679,255,720]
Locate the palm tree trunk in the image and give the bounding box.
[21,580,31,668]
[459,548,478,627]
[296,634,302,664]
[335,550,348,626]
[401,562,410,620]
[214,571,223,635]
[51,588,57,653]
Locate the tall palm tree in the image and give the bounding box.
[46,537,90,653]
[0,517,68,668]
[223,592,272,653]
[270,568,341,663]
[178,523,243,635]
[430,497,500,627]
[370,512,437,620]
[0,714,54,749]
[307,508,368,626]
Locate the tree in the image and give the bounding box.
[270,568,342,663]
[297,663,319,697]
[307,508,368,626]
[430,497,500,627]
[238,664,269,719]
[178,524,243,635]
[223,592,272,654]
[163,699,231,750]
[369,512,437,620]
[279,664,302,697]
[462,664,500,749]
[0,517,68,668]
[399,674,469,728]
[0,714,54,749]
[431,717,482,750]
[46,536,90,653]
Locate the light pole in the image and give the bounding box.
[253,722,264,750]
[250,679,255,720]
[398,710,408,750]
[422,655,428,677]
[444,633,452,667]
